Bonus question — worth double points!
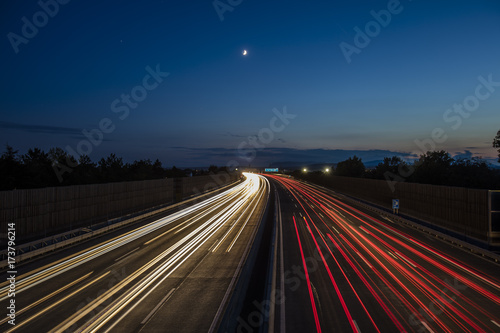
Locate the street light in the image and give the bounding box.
[325,168,330,172]
[303,168,307,172]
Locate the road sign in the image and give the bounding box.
[392,199,399,214]
[392,199,399,209]
[265,168,279,172]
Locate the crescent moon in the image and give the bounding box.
[243,50,247,56]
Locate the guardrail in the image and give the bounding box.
[215,179,273,333]
[304,180,500,263]
[0,180,242,268]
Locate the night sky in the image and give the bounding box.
[1,0,500,167]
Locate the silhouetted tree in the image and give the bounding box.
[21,147,57,188]
[367,156,407,180]
[98,154,124,182]
[0,145,21,190]
[335,156,365,177]
[167,166,186,178]
[49,147,78,185]
[411,150,454,185]
[75,155,98,184]
[450,157,494,188]
[494,129,500,162]
[152,159,166,178]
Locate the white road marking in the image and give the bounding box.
[141,288,176,325]
[420,321,435,333]
[356,252,372,268]
[382,216,394,224]
[395,252,416,268]
[114,247,140,262]
[353,319,361,332]
[387,251,398,260]
[359,226,370,235]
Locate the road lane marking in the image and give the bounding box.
[356,252,372,269]
[382,216,394,224]
[226,188,265,252]
[0,271,93,326]
[279,198,286,333]
[387,251,398,260]
[208,239,219,252]
[17,271,110,333]
[268,191,280,333]
[114,247,140,262]
[140,288,176,325]
[395,252,416,268]
[292,216,321,332]
[420,321,435,333]
[331,226,339,234]
[208,177,270,333]
[353,319,361,332]
[359,226,370,235]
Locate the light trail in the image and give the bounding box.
[267,174,500,332]
[0,175,254,300]
[1,173,269,332]
[52,173,268,332]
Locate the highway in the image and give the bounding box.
[262,175,500,333]
[0,173,269,333]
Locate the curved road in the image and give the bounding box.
[0,173,269,333]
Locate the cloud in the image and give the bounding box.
[453,150,474,160]
[222,132,247,138]
[0,121,82,136]
[164,147,417,168]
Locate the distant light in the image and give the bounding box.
[303,168,307,172]
[235,168,238,171]
[325,168,330,172]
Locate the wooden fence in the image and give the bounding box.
[0,172,239,242]
[317,176,489,242]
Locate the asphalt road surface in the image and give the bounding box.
[261,175,500,333]
[0,173,269,333]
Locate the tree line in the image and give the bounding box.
[293,130,500,189]
[294,150,500,190]
[0,145,228,191]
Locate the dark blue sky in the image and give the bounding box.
[1,0,500,167]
